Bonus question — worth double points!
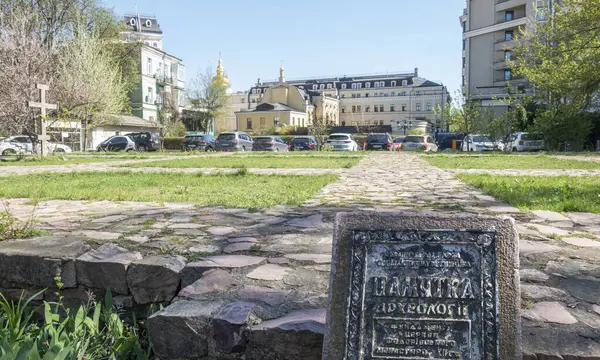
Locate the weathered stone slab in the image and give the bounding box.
[246,264,288,281]
[532,210,569,222]
[285,253,331,264]
[148,300,223,359]
[238,285,290,306]
[523,302,577,324]
[127,255,186,304]
[76,244,142,294]
[178,269,237,299]
[246,309,326,360]
[211,301,261,355]
[0,237,90,288]
[324,212,521,360]
[181,255,265,286]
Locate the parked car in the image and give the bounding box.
[509,132,544,152]
[0,135,72,155]
[215,132,253,152]
[398,135,438,152]
[364,133,393,151]
[289,136,318,151]
[97,135,136,152]
[325,133,359,151]
[125,132,161,152]
[435,132,465,152]
[252,136,289,152]
[181,134,216,152]
[392,137,405,151]
[461,135,501,152]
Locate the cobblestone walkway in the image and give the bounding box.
[1,152,599,357]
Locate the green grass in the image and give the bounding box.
[458,174,600,213]
[424,154,600,169]
[119,155,362,169]
[0,172,337,208]
[0,155,122,166]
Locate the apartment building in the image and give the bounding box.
[245,69,449,133]
[460,0,552,110]
[121,13,186,122]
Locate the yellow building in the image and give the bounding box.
[235,67,339,133]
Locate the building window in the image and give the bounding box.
[462,57,466,68]
[257,88,261,94]
[462,75,466,86]
[402,104,407,111]
[247,118,252,129]
[401,91,406,96]
[374,82,379,88]
[384,93,389,97]
[416,103,421,111]
[463,39,466,50]
[153,42,158,48]
[327,84,332,89]
[391,104,396,112]
[365,82,371,88]
[320,84,325,90]
[505,50,512,61]
[341,107,346,113]
[391,81,397,87]
[274,117,279,125]
[357,105,362,112]
[147,87,152,102]
[379,120,384,125]
[252,99,256,103]
[504,70,512,81]
[351,83,356,89]
[356,93,361,98]
[416,90,422,95]
[505,11,514,21]
[341,84,347,89]
[505,30,514,41]
[351,94,356,98]
[313,85,318,90]
[379,105,384,112]
[426,103,432,111]
[147,58,152,74]
[292,117,295,125]
[402,80,408,86]
[380,82,386,88]
[341,94,346,98]
[374,105,379,113]
[357,83,362,89]
[352,106,356,113]
[391,92,396,96]
[365,105,370,112]
[462,21,466,33]
[252,89,256,94]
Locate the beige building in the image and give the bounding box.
[246,69,449,133]
[460,0,552,109]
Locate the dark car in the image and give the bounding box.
[181,134,216,152]
[289,136,318,151]
[435,132,464,151]
[364,133,393,151]
[252,136,289,152]
[97,136,136,152]
[125,132,161,152]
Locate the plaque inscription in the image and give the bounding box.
[345,230,498,360]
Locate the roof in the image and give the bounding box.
[418,80,442,87]
[253,102,299,112]
[107,115,162,128]
[123,15,163,34]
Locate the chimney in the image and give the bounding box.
[414,67,419,77]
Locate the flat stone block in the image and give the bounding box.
[521,284,569,301]
[238,285,290,306]
[127,255,186,304]
[287,214,328,228]
[207,226,235,236]
[182,255,265,286]
[520,240,561,256]
[285,253,331,264]
[76,244,142,294]
[92,215,128,223]
[148,300,223,359]
[520,269,550,283]
[76,230,121,241]
[523,302,577,324]
[246,309,326,360]
[532,210,569,222]
[178,269,237,299]
[223,242,255,253]
[246,264,288,281]
[0,237,90,288]
[562,237,600,247]
[212,301,260,354]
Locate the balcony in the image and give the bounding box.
[464,16,526,39]
[154,73,173,85]
[493,76,526,87]
[493,57,518,70]
[494,38,517,51]
[495,0,527,12]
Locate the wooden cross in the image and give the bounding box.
[28,84,57,156]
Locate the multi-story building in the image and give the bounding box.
[121,13,185,122]
[460,0,552,111]
[244,69,449,133]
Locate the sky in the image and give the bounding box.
[106,0,465,95]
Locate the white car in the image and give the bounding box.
[509,132,544,152]
[461,135,501,152]
[325,133,359,151]
[0,135,72,155]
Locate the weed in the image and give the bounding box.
[234,167,248,176]
[569,232,598,239]
[157,246,177,255]
[185,251,213,261]
[0,200,40,241]
[142,219,156,229]
[250,244,262,252]
[168,237,185,245]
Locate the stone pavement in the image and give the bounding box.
[1,152,599,359]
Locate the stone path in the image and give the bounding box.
[1,152,600,358]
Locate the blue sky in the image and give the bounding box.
[106,0,464,95]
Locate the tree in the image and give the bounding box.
[308,116,334,150]
[186,68,230,133]
[435,90,493,150]
[515,0,600,109]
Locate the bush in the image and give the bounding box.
[534,107,594,151]
[163,137,183,150]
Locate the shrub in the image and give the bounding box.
[163,137,183,150]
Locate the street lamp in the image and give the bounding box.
[396,120,412,135]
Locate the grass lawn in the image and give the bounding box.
[458,174,600,213]
[0,172,337,208]
[423,154,600,169]
[119,155,362,169]
[0,156,121,166]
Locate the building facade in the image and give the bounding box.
[460,0,552,109]
[245,69,449,133]
[121,14,185,122]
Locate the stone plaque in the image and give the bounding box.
[323,212,520,360]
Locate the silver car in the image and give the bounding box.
[252,136,289,152]
[215,132,253,152]
[399,135,438,152]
